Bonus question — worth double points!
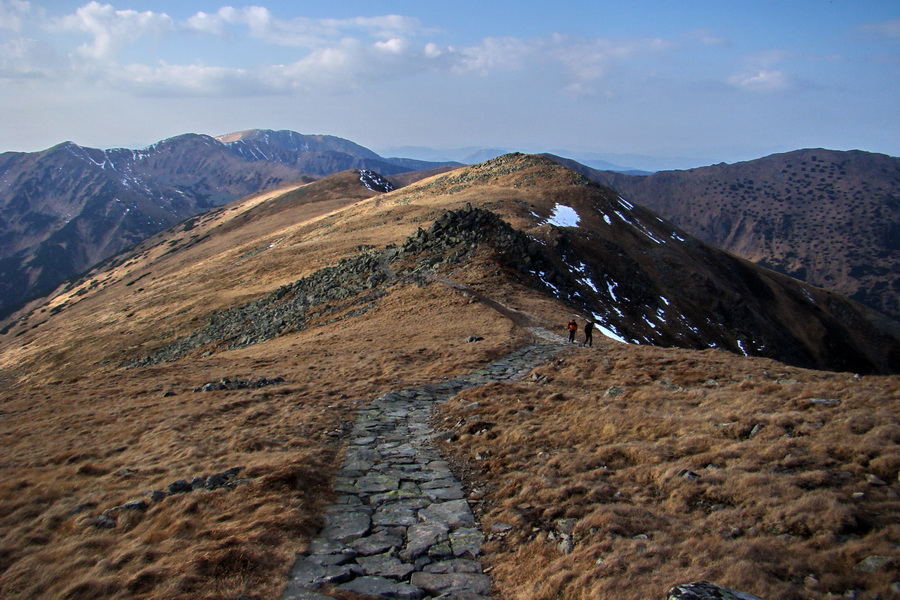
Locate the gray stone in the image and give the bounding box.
[854,555,893,573]
[86,514,116,529]
[805,397,841,406]
[279,583,335,600]
[356,552,416,579]
[403,520,450,561]
[666,581,765,600]
[350,530,404,556]
[419,499,476,528]
[286,556,326,586]
[423,559,483,574]
[450,528,483,557]
[338,576,424,600]
[410,572,491,596]
[373,501,421,527]
[424,485,466,501]
[306,537,346,555]
[356,473,401,493]
[321,509,371,543]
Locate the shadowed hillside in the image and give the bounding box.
[570,149,900,321]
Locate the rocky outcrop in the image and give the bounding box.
[129,205,573,367]
[83,466,247,529]
[666,582,765,600]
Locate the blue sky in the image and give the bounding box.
[1,1,898,168]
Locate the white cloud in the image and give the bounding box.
[54,1,173,60]
[858,17,900,39]
[728,69,792,92]
[0,0,31,33]
[688,29,728,47]
[728,49,798,92]
[118,61,290,96]
[184,7,420,49]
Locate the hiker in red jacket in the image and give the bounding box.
[567,318,577,343]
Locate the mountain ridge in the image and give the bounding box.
[0,130,458,322]
[548,148,900,321]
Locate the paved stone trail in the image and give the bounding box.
[282,339,565,600]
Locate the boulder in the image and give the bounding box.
[666,581,765,600]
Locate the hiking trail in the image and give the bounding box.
[282,337,566,600]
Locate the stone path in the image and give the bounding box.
[282,340,565,600]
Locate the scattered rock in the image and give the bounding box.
[666,581,765,600]
[194,376,286,392]
[678,469,701,481]
[865,474,887,486]
[85,514,117,529]
[805,397,841,406]
[854,555,893,573]
[167,479,192,494]
[466,336,484,343]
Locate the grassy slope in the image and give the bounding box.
[436,342,899,600]
[0,164,897,599]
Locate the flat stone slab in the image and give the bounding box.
[355,552,416,579]
[321,510,371,543]
[410,572,492,596]
[337,576,424,600]
[419,499,476,528]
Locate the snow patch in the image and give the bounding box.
[546,204,580,228]
[592,313,628,344]
[358,170,394,192]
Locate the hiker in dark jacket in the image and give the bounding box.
[583,320,594,347]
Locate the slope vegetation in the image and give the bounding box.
[0,156,897,600]
[579,149,900,321]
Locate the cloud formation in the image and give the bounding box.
[54,1,173,60]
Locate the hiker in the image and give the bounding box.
[567,318,577,343]
[583,320,594,347]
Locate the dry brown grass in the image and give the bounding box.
[2,163,898,599]
[0,269,533,598]
[435,342,899,600]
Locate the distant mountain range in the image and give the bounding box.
[3,130,898,332]
[0,130,457,320]
[553,149,900,321]
[5,154,897,378]
[375,145,709,172]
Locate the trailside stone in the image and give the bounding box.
[321,510,371,543]
[410,572,491,596]
[355,552,416,579]
[280,583,336,600]
[450,528,484,557]
[854,555,894,573]
[419,499,476,528]
[350,530,404,556]
[403,521,450,561]
[666,581,765,600]
[423,559,483,574]
[338,576,424,600]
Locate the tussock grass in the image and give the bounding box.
[435,342,899,600]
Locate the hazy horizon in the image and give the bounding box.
[2,1,898,165]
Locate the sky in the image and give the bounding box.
[1,1,898,169]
